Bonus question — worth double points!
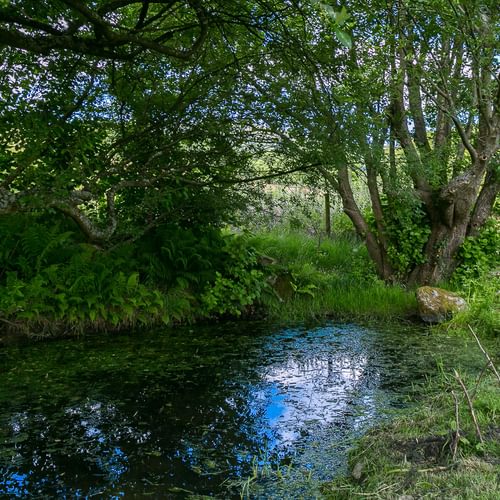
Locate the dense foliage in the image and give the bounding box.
[0,0,498,332]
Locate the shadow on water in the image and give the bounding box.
[0,322,485,497]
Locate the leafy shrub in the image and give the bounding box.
[366,197,431,277]
[0,248,169,333]
[331,212,356,237]
[200,234,266,317]
[134,223,226,288]
[0,214,270,332]
[453,217,500,287]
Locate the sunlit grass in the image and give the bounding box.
[445,274,500,337]
[250,229,417,321]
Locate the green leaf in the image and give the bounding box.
[335,29,352,49]
[336,6,349,27]
[127,272,139,289]
[321,4,336,18]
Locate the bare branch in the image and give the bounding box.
[468,324,500,384]
[450,390,460,460]
[52,180,155,242]
[421,83,479,164]
[454,370,484,444]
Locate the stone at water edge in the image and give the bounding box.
[416,286,468,323]
[351,461,364,481]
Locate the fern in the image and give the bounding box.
[21,224,52,261]
[36,231,74,272]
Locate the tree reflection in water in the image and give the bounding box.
[1,322,467,497]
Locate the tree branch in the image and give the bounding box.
[454,370,484,444]
[0,0,210,61]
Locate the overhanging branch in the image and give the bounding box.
[0,0,210,61]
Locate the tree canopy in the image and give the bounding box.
[1,0,498,285]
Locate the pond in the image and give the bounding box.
[0,321,484,498]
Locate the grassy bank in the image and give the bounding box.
[250,229,417,322]
[322,365,500,499]
[233,323,499,499]
[0,224,419,338]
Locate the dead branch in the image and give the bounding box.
[471,360,492,401]
[468,324,500,384]
[453,369,484,443]
[450,390,460,460]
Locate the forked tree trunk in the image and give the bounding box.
[318,164,395,282]
[408,220,469,285]
[408,161,492,285]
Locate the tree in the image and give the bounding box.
[1,0,497,286]
[243,0,499,285]
[0,0,210,61]
[382,0,499,284]
[0,0,299,243]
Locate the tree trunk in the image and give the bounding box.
[324,191,331,237]
[408,220,468,285]
[408,165,488,285]
[318,164,394,281]
[336,165,394,281]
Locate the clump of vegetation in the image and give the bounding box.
[446,275,500,337]
[452,215,499,288]
[199,234,266,318]
[0,214,266,335]
[323,386,499,498]
[445,212,500,337]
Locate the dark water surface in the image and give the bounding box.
[0,322,483,498]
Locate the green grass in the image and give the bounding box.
[445,275,500,337]
[321,347,500,499]
[250,229,361,272]
[250,229,417,322]
[261,282,416,322]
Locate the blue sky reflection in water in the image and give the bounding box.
[0,322,482,497]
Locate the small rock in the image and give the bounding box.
[416,286,468,323]
[257,254,278,267]
[351,461,364,481]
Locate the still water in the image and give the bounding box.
[0,322,482,498]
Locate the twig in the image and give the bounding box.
[453,370,484,443]
[470,360,491,401]
[450,390,460,460]
[416,465,453,473]
[468,324,500,385]
[387,465,452,474]
[0,317,18,327]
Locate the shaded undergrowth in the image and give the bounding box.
[0,216,496,338]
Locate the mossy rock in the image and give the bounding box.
[416,286,468,323]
